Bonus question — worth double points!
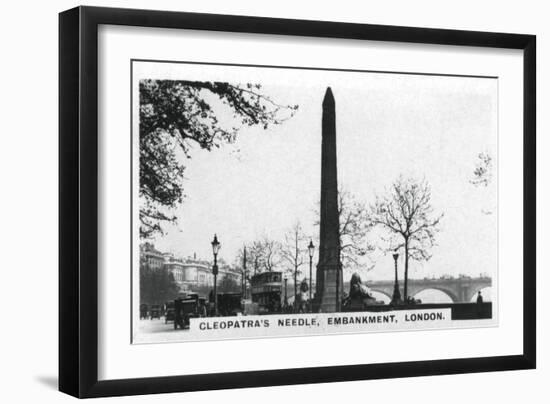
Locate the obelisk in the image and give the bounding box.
[315,87,343,313]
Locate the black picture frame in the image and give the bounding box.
[59,6,536,398]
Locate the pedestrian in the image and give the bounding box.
[200,302,207,317]
[476,291,483,304]
[476,290,484,318]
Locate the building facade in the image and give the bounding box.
[162,253,186,283]
[140,244,241,293]
[141,242,164,270]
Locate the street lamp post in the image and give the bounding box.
[308,240,315,311]
[391,250,401,305]
[284,276,288,307]
[211,234,221,316]
[242,246,247,299]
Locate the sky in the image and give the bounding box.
[136,61,498,283]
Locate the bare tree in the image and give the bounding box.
[370,176,443,299]
[245,237,282,275]
[338,190,376,272]
[470,151,494,215]
[280,222,307,299]
[314,188,375,274]
[470,151,493,188]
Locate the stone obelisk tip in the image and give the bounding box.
[323,87,335,107]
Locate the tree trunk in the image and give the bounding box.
[404,241,409,300]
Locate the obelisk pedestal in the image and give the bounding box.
[315,87,344,313]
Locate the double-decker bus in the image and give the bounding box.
[250,271,283,313]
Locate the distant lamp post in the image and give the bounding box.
[391,250,401,305]
[308,240,315,309]
[242,246,247,299]
[211,234,221,316]
[284,276,288,306]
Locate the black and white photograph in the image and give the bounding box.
[133,60,497,343]
[0,0,543,401]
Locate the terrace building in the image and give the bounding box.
[140,244,241,293]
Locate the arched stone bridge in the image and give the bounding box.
[365,276,492,303]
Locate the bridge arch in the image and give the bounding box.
[368,289,392,302]
[411,287,460,303]
[366,277,492,303]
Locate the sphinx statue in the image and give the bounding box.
[344,272,383,310]
[349,273,371,298]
